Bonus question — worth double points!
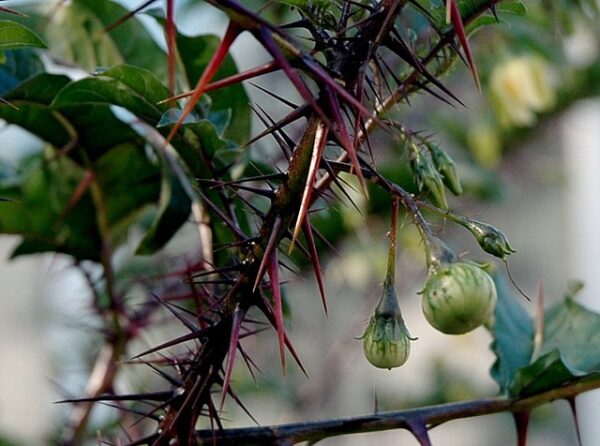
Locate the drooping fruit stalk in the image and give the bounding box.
[362,198,415,369]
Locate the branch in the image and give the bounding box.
[194,375,600,445]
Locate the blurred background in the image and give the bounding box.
[0,0,599,444]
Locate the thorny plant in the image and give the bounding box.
[1,0,600,445]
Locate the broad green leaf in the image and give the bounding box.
[1,73,72,148]
[488,276,534,394]
[52,103,145,162]
[43,0,166,77]
[0,155,102,260]
[94,143,161,244]
[135,161,192,255]
[0,20,46,50]
[52,65,170,123]
[0,49,44,94]
[511,289,600,396]
[176,32,251,143]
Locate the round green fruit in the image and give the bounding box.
[422,262,497,335]
[362,314,411,369]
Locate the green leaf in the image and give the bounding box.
[489,275,534,394]
[94,144,162,244]
[511,291,600,396]
[43,0,166,77]
[0,156,102,260]
[135,161,192,255]
[0,49,44,94]
[176,32,251,143]
[0,73,72,148]
[0,20,46,50]
[52,65,170,123]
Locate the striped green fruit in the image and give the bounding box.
[422,262,497,335]
[362,313,411,369]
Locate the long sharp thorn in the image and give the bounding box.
[243,105,309,148]
[513,411,530,446]
[267,250,287,372]
[567,397,583,446]
[221,306,245,410]
[103,0,157,33]
[158,61,279,104]
[290,122,328,252]
[253,216,283,292]
[302,219,327,315]
[133,329,209,359]
[256,27,330,124]
[166,22,241,143]
[62,170,94,217]
[407,420,433,446]
[449,0,481,90]
[166,0,176,95]
[324,87,369,197]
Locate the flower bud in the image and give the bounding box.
[411,150,448,209]
[464,219,516,259]
[421,262,497,335]
[428,143,463,196]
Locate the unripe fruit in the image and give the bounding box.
[362,312,412,369]
[421,262,497,334]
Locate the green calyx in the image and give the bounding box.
[421,262,497,335]
[362,308,413,369]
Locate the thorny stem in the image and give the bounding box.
[193,375,600,445]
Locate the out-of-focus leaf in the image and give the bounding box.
[94,143,161,244]
[0,156,102,260]
[135,160,192,255]
[52,103,145,162]
[489,275,534,394]
[52,65,170,123]
[1,73,71,147]
[511,292,600,396]
[0,20,46,50]
[0,49,44,94]
[44,0,166,77]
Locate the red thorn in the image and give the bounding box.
[267,250,286,373]
[566,397,583,446]
[166,22,241,143]
[448,0,481,91]
[324,87,369,197]
[302,219,327,315]
[513,411,530,446]
[253,216,283,292]
[290,122,329,251]
[407,420,432,446]
[158,61,279,105]
[62,170,94,217]
[165,0,177,96]
[221,306,245,410]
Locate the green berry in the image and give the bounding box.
[422,262,497,334]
